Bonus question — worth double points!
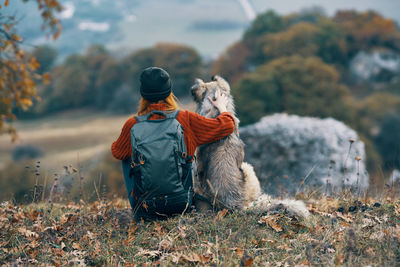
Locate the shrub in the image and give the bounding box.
[107,86,140,114]
[12,144,44,162]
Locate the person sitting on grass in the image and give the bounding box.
[111,67,234,221]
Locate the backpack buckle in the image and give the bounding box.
[139,154,145,165]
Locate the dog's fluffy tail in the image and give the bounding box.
[247,194,310,218]
[241,161,310,218]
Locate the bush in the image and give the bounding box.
[0,160,40,203]
[107,86,140,114]
[12,144,44,162]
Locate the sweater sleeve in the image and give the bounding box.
[111,117,137,160]
[187,111,235,146]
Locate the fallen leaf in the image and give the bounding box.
[365,247,376,256]
[72,242,82,250]
[259,216,283,232]
[243,256,254,267]
[235,247,244,259]
[335,254,345,265]
[216,209,228,220]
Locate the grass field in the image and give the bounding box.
[0,192,399,266]
[0,102,196,172]
[0,109,127,171]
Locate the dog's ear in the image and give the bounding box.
[191,78,207,102]
[213,75,230,93]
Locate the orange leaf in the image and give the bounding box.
[5,0,9,7]
[72,242,82,250]
[42,73,51,85]
[215,208,228,220]
[235,247,244,259]
[244,257,254,267]
[259,216,283,232]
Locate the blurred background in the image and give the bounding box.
[1,0,400,202]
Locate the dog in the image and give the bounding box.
[191,76,310,218]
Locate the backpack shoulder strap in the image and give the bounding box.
[134,110,180,122]
[165,110,180,119]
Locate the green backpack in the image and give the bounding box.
[126,110,194,220]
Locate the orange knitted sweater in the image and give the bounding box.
[111,103,235,160]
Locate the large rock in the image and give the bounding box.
[240,113,369,195]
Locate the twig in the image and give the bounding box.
[41,172,48,202]
[94,173,102,202]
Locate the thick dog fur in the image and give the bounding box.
[191,76,310,218]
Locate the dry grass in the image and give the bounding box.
[0,193,399,266]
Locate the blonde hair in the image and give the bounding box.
[137,93,179,115]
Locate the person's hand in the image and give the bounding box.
[208,89,228,113]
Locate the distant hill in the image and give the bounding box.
[5,0,400,59]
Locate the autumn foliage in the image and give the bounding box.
[0,0,62,140]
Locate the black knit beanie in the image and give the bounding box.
[140,67,172,102]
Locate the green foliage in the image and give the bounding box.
[375,114,400,171]
[233,56,353,125]
[243,10,285,41]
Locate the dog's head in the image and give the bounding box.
[191,75,239,133]
[191,75,236,118]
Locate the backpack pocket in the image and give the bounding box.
[136,190,193,220]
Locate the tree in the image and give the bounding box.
[45,55,91,111]
[0,0,62,140]
[95,57,123,108]
[334,10,400,57]
[256,20,348,65]
[233,56,353,125]
[243,10,284,41]
[260,22,322,60]
[211,42,250,84]
[242,10,285,66]
[31,45,57,74]
[122,43,202,98]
